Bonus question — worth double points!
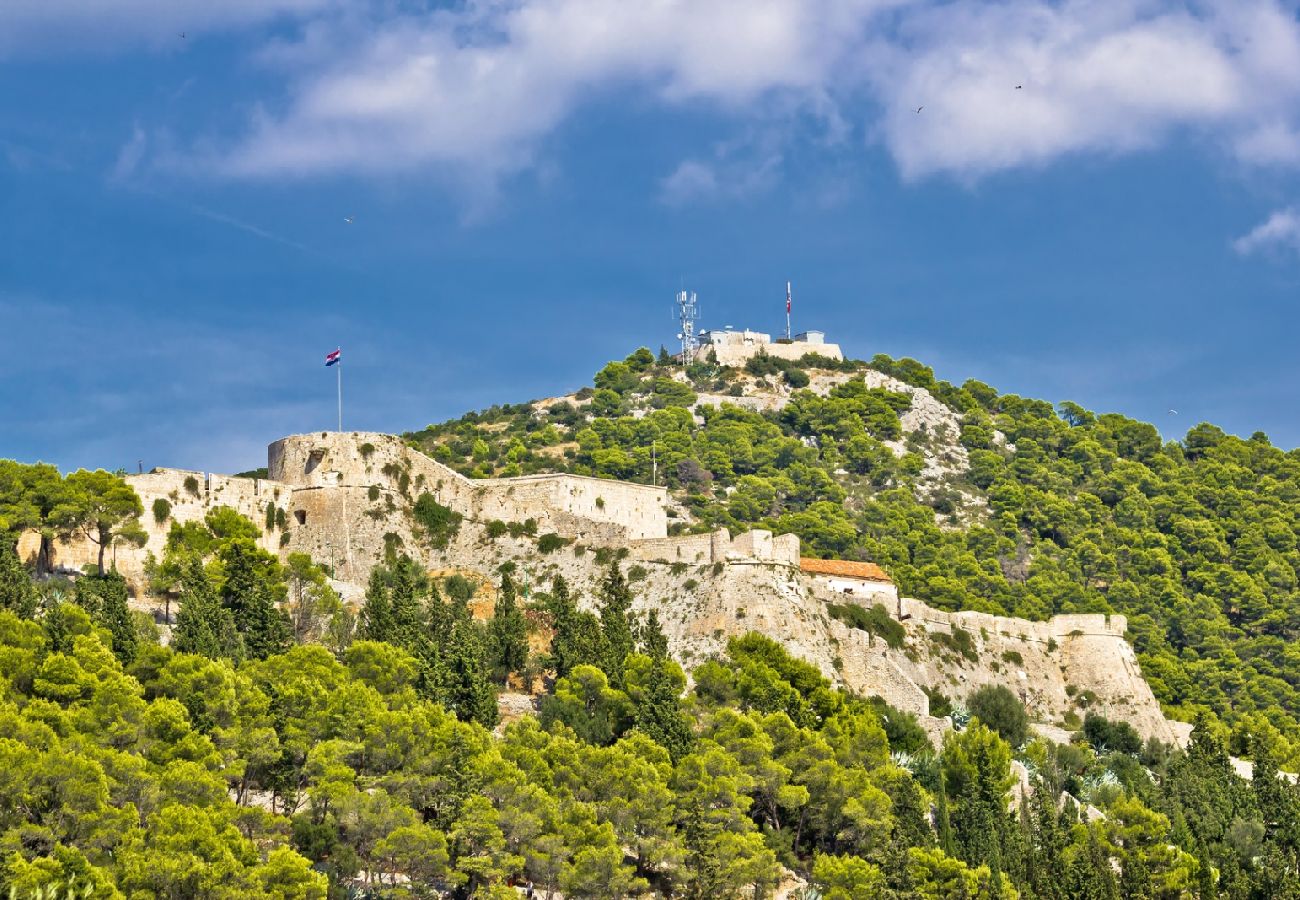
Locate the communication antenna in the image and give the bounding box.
[675,289,699,364]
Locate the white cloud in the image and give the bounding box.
[208,0,894,181]
[869,0,1300,179]
[1233,207,1300,256]
[659,153,783,206]
[27,0,1300,190]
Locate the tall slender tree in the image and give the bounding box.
[489,571,528,681]
[598,564,635,686]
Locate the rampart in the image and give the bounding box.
[702,330,844,367]
[269,432,668,541]
[627,528,800,566]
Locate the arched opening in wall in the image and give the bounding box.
[295,510,307,526]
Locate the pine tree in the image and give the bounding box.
[0,539,37,619]
[77,570,137,664]
[173,558,242,661]
[489,572,528,681]
[598,564,635,686]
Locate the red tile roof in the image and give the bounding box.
[799,557,892,583]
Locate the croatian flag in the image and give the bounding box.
[325,348,341,367]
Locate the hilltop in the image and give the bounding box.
[9,341,1300,898]
[406,345,1300,766]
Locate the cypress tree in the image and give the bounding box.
[173,558,242,661]
[597,563,634,686]
[936,772,955,857]
[489,571,528,681]
[241,579,292,660]
[633,654,693,762]
[0,539,37,619]
[547,576,603,677]
[637,607,669,660]
[388,555,428,650]
[358,568,394,641]
[77,571,137,664]
[445,617,498,728]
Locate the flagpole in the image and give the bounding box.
[337,355,343,432]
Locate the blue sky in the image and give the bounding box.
[4,0,1300,474]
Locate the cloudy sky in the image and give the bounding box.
[4,0,1300,473]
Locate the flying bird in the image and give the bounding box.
[1169,409,1178,415]
[1015,84,1022,89]
[178,32,186,39]
[344,216,354,224]
[915,106,923,113]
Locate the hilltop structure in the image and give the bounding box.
[698,327,843,366]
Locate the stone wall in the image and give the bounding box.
[707,337,844,367]
[269,432,667,541]
[627,528,801,567]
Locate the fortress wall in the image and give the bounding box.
[41,468,290,592]
[729,529,772,559]
[628,531,721,564]
[1050,613,1127,638]
[628,528,802,567]
[269,432,668,540]
[474,473,667,540]
[708,340,845,367]
[771,533,801,565]
[897,596,1055,644]
[282,485,416,586]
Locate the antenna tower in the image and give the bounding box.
[675,289,699,364]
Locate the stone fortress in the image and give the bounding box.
[698,327,843,367]
[38,416,1193,749]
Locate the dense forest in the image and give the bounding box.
[4,346,1300,897]
[409,349,1300,770]
[3,529,1298,898]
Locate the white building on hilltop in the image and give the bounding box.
[699,327,844,367]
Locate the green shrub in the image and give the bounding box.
[537,533,570,554]
[368,485,381,502]
[1080,713,1143,755]
[411,492,462,549]
[359,442,376,459]
[183,475,200,497]
[968,684,1029,747]
[827,603,905,650]
[152,498,171,524]
[628,565,647,581]
[924,685,953,718]
[486,520,508,539]
[1000,649,1024,666]
[783,368,810,388]
[931,626,978,662]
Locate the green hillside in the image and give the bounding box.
[408,348,1300,766]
